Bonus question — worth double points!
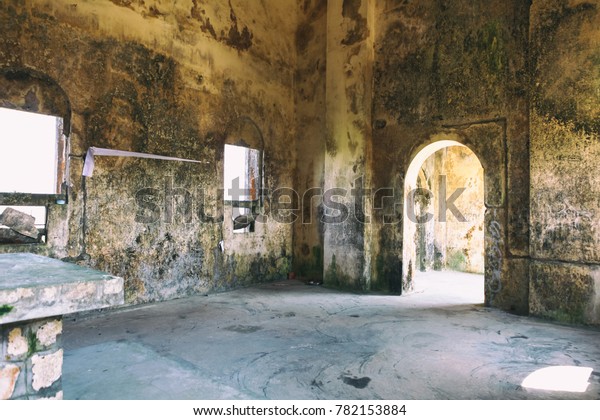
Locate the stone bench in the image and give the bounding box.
[0,253,124,400]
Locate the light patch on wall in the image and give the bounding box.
[521,366,593,393]
[0,107,60,194]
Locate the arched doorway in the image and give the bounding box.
[403,140,485,304]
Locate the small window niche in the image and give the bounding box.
[0,107,67,245]
[223,144,262,233]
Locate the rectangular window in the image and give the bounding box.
[0,107,65,245]
[223,144,261,233]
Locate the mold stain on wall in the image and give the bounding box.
[0,0,296,305]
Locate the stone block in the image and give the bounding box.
[7,327,28,359]
[0,364,20,400]
[39,286,59,306]
[0,207,39,239]
[530,262,600,325]
[31,349,63,392]
[491,257,529,315]
[8,361,27,399]
[36,319,62,347]
[103,278,123,295]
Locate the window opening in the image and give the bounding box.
[223,144,261,233]
[0,107,65,245]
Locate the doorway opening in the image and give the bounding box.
[403,141,485,305]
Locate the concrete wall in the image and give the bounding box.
[0,0,297,304]
[529,0,600,324]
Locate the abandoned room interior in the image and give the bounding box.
[1,0,600,400]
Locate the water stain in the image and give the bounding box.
[224,325,262,333]
[342,375,371,389]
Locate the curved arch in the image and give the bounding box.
[405,140,464,194]
[0,67,72,135]
[402,139,485,300]
[223,116,265,151]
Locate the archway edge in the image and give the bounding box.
[404,126,505,209]
[405,139,466,192]
[401,136,488,301]
[0,66,72,135]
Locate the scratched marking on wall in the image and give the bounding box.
[535,198,597,259]
[486,220,503,297]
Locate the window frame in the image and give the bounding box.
[0,108,69,245]
[223,142,264,234]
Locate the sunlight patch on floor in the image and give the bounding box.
[522,366,593,393]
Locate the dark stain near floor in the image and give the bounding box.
[224,325,263,333]
[341,375,371,389]
[310,379,324,390]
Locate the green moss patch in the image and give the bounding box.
[0,304,14,317]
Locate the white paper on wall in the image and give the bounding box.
[82,147,204,177]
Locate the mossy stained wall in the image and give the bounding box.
[0,0,297,304]
[530,0,600,324]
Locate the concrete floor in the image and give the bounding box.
[63,271,600,400]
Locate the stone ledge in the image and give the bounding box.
[0,253,124,325]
